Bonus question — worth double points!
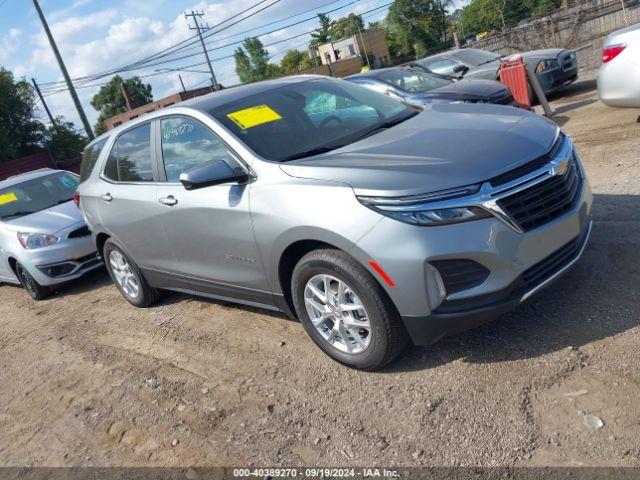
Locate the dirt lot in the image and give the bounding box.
[1,79,639,468]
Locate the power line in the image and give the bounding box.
[39,0,365,90]
[39,0,282,88]
[40,1,391,96]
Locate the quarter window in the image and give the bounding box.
[160,117,231,182]
[79,138,107,182]
[103,123,153,182]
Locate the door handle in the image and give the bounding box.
[101,193,113,202]
[159,195,178,206]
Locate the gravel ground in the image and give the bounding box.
[0,78,639,468]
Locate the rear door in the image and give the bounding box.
[95,121,181,279]
[153,115,271,306]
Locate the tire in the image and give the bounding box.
[15,262,50,301]
[291,249,408,371]
[103,239,160,307]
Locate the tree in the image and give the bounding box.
[458,0,561,37]
[46,117,88,164]
[0,67,46,161]
[369,18,402,62]
[91,75,152,135]
[387,0,450,59]
[309,13,333,52]
[280,49,314,73]
[331,13,365,40]
[234,37,281,83]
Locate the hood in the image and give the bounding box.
[280,102,558,197]
[512,48,566,61]
[4,200,84,234]
[422,79,508,101]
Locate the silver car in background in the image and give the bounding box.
[78,76,592,371]
[597,22,640,108]
[0,169,101,300]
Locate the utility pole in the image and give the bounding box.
[178,74,187,93]
[185,10,219,90]
[356,25,371,70]
[31,78,57,127]
[32,0,94,140]
[119,81,134,111]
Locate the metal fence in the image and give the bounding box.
[465,0,640,55]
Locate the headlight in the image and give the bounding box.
[17,232,59,249]
[535,59,560,73]
[358,184,492,227]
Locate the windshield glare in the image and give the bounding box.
[210,79,414,162]
[451,49,500,66]
[0,172,79,221]
[376,69,452,93]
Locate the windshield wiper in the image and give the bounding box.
[352,110,420,143]
[280,144,346,162]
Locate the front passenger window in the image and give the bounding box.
[160,117,231,182]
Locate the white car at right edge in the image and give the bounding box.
[597,22,640,108]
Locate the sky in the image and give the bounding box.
[0,0,470,133]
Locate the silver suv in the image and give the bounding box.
[78,76,592,370]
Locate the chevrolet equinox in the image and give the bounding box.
[78,76,592,370]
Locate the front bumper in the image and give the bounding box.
[16,234,102,287]
[537,67,578,94]
[402,220,592,345]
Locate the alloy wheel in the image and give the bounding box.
[109,250,140,299]
[303,274,372,354]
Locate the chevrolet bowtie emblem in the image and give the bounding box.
[552,160,570,176]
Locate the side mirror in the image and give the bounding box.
[453,64,469,77]
[180,160,250,190]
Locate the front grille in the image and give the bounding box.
[560,53,577,71]
[523,231,586,289]
[497,155,582,231]
[490,134,565,187]
[68,226,91,238]
[430,259,490,295]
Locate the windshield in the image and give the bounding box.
[210,79,415,162]
[375,69,452,93]
[0,172,79,221]
[451,49,500,66]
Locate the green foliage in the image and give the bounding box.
[387,0,450,59]
[90,75,152,135]
[309,13,334,51]
[280,49,314,73]
[369,18,403,62]
[331,13,365,40]
[0,67,46,161]
[234,37,282,83]
[458,0,563,37]
[46,116,88,164]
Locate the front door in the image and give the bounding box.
[154,115,271,307]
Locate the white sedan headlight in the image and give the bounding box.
[17,232,59,249]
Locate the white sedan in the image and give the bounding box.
[597,22,640,108]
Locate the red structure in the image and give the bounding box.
[499,57,532,109]
[0,152,54,181]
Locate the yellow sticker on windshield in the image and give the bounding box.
[0,192,18,206]
[227,105,282,129]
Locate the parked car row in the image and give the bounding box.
[2,47,594,370]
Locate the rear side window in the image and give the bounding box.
[80,139,107,182]
[160,117,231,182]
[103,123,153,182]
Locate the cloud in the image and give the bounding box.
[0,29,23,62]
